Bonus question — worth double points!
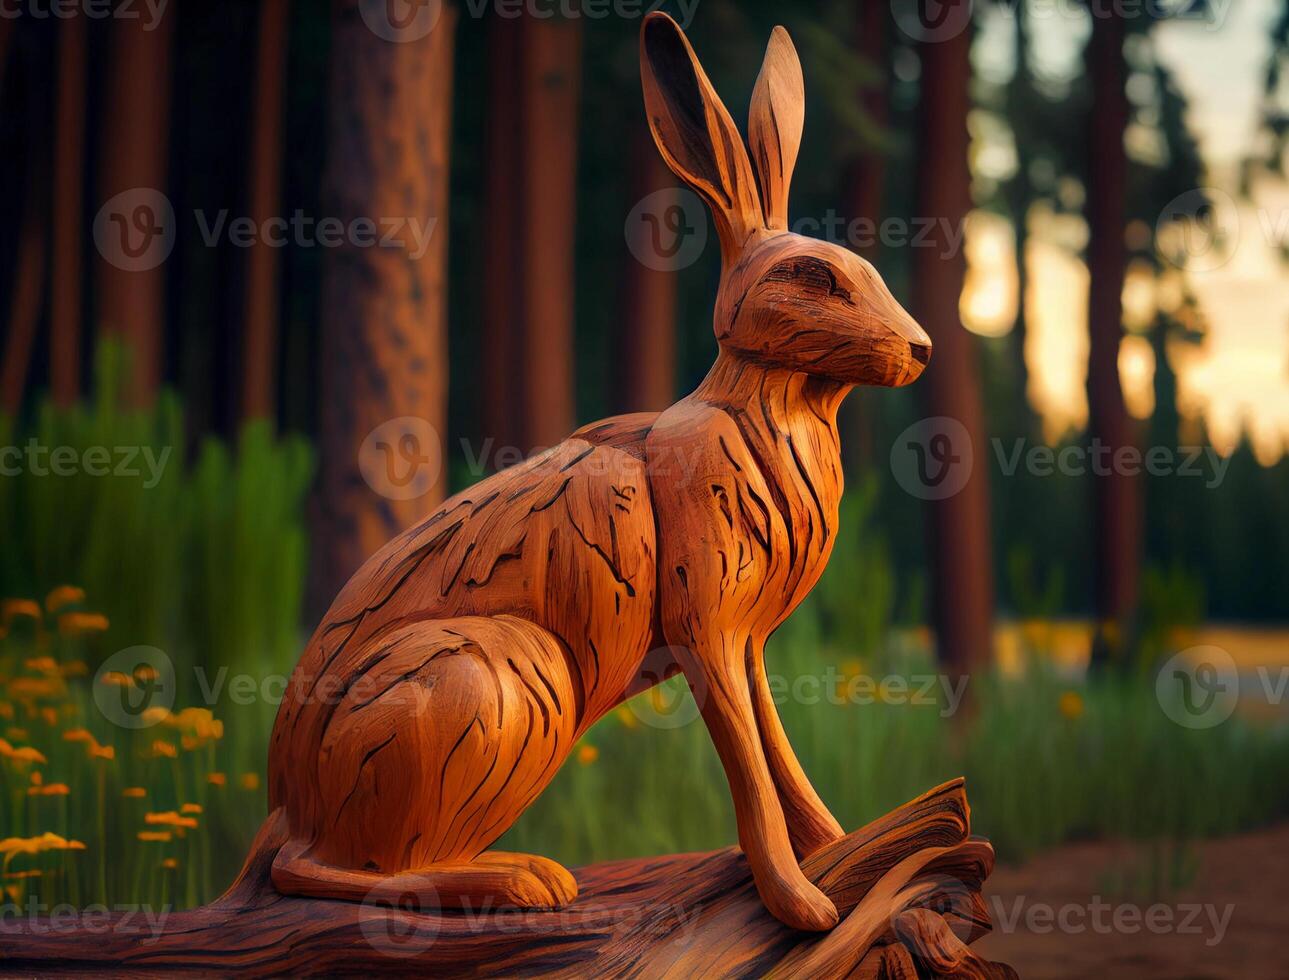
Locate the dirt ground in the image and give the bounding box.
[973,823,1288,978]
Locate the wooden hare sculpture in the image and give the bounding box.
[267,11,931,933]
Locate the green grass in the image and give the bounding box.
[2,375,1286,912]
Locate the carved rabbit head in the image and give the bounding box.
[640,13,931,388]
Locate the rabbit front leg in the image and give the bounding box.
[747,639,844,860]
[672,633,838,932]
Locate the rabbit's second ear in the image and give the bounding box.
[640,12,761,259]
[749,27,805,231]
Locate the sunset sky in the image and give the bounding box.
[961,0,1288,462]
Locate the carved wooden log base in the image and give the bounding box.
[0,780,1015,978]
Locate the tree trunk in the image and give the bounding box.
[312,0,456,607]
[481,13,523,459]
[0,780,1014,979]
[1,41,48,417]
[240,0,291,424]
[97,3,175,401]
[615,124,677,414]
[1085,8,1140,659]
[840,0,889,474]
[50,9,87,407]
[912,13,995,673]
[1,165,47,418]
[515,15,582,451]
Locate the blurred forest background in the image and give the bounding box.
[0,0,1287,962]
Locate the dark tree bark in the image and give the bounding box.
[841,0,890,474]
[240,0,291,423]
[2,41,48,416]
[1085,7,1140,657]
[912,12,996,673]
[481,13,523,457]
[615,124,677,414]
[516,14,581,451]
[50,9,87,406]
[312,0,456,606]
[97,3,175,401]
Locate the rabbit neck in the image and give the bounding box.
[692,349,852,428]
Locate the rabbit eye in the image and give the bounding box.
[762,257,853,304]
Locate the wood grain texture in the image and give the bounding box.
[0,781,1014,978]
[265,11,937,936]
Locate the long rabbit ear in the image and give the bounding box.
[748,27,805,231]
[640,11,761,261]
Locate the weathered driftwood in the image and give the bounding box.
[0,780,1014,977]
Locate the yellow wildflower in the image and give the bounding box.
[150,740,177,759]
[0,738,46,765]
[1,599,42,630]
[577,744,599,766]
[207,772,227,787]
[57,612,110,636]
[145,811,199,830]
[45,586,86,615]
[27,783,70,797]
[615,706,639,730]
[137,831,171,843]
[1058,691,1085,721]
[0,833,85,863]
[122,787,147,799]
[180,803,202,815]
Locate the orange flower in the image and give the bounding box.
[137,831,171,843]
[0,832,85,863]
[26,783,70,797]
[576,744,599,766]
[240,773,260,791]
[29,771,41,786]
[0,599,42,631]
[57,612,110,636]
[615,706,639,730]
[0,738,46,765]
[161,858,179,870]
[23,657,58,675]
[180,803,203,815]
[0,704,12,720]
[122,787,147,799]
[1058,691,1085,721]
[44,586,85,615]
[133,665,158,683]
[150,741,178,759]
[63,728,115,760]
[100,672,133,689]
[207,772,227,787]
[145,811,198,830]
